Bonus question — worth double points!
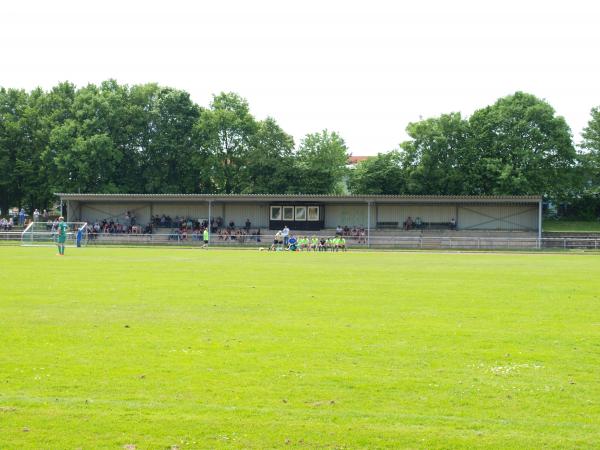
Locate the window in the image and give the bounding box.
[307,206,319,221]
[283,206,294,221]
[295,206,306,221]
[270,206,282,221]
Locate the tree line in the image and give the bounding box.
[1,82,599,218]
[0,80,348,214]
[350,92,600,218]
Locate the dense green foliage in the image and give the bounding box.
[574,106,600,219]
[543,219,600,232]
[0,82,348,213]
[349,93,581,201]
[1,82,599,218]
[1,247,600,448]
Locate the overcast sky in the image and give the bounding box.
[2,0,599,155]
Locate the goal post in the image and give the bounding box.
[21,221,88,247]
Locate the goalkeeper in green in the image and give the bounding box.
[56,216,67,256]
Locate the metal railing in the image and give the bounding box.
[1,231,599,250]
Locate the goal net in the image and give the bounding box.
[21,221,88,247]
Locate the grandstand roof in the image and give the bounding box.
[56,193,542,204]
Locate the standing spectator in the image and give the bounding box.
[282,225,290,246]
[450,217,456,230]
[42,209,49,221]
[33,209,40,222]
[19,208,25,226]
[245,218,251,232]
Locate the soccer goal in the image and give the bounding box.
[21,221,88,247]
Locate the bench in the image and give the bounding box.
[377,221,399,229]
[420,222,452,230]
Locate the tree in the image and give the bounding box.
[348,151,406,194]
[293,130,349,194]
[0,88,30,213]
[399,113,470,194]
[396,93,578,199]
[467,92,577,198]
[243,117,296,193]
[195,92,258,194]
[581,106,600,189]
[141,87,201,193]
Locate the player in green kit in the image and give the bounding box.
[56,216,67,256]
[202,227,209,248]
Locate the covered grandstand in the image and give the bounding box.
[57,193,542,238]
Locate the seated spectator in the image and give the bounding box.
[403,216,414,230]
[336,225,343,236]
[415,217,422,229]
[343,225,350,236]
[358,228,366,244]
[450,217,457,230]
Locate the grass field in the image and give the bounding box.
[543,219,600,232]
[1,247,600,449]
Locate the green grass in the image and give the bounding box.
[543,219,600,232]
[1,247,600,449]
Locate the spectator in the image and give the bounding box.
[403,216,414,230]
[336,225,343,236]
[33,209,40,222]
[245,218,251,232]
[358,228,366,244]
[42,209,49,221]
[282,225,290,246]
[19,208,25,226]
[450,217,456,230]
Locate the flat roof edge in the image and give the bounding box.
[55,193,543,202]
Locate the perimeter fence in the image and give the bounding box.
[2,231,600,250]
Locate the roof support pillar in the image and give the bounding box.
[367,201,371,248]
[538,198,543,248]
[208,200,212,242]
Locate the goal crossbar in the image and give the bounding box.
[21,221,88,247]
